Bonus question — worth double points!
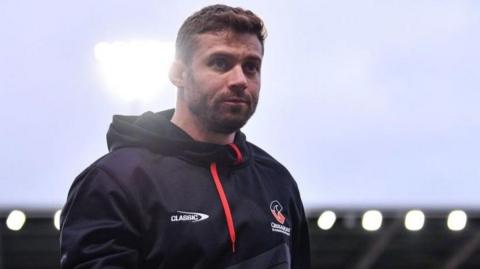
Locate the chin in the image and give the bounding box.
[210,115,250,134]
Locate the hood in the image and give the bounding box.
[106,109,251,167]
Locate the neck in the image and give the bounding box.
[171,105,235,145]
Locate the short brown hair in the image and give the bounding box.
[175,4,267,62]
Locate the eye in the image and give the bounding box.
[243,61,260,75]
[209,57,231,71]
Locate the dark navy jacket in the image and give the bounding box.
[60,109,310,268]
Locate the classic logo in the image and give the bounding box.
[170,211,209,223]
[269,200,291,236]
[270,200,286,224]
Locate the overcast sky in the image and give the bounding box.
[1,0,479,210]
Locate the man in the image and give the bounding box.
[60,4,310,269]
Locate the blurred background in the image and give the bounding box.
[0,0,479,268]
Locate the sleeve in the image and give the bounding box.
[60,166,143,269]
[291,184,311,269]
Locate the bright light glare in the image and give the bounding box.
[362,210,382,231]
[405,210,425,231]
[6,210,26,231]
[54,209,62,230]
[447,210,467,231]
[94,40,175,101]
[317,210,336,230]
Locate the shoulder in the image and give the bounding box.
[248,142,290,173]
[67,147,159,199]
[64,148,156,216]
[247,142,298,187]
[91,147,173,185]
[96,147,153,173]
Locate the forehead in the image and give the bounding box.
[191,31,263,60]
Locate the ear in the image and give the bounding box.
[169,60,187,88]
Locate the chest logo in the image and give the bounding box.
[170,211,209,223]
[270,200,291,236]
[270,200,286,224]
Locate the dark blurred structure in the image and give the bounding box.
[1,209,480,269]
[0,210,59,269]
[308,209,480,269]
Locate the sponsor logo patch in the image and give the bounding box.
[270,200,286,224]
[170,211,209,223]
[269,200,291,236]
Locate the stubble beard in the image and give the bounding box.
[187,90,259,135]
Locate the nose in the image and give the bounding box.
[228,65,248,93]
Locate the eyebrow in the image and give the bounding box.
[207,51,262,63]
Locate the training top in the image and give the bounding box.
[60,109,311,269]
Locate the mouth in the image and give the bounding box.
[222,97,249,104]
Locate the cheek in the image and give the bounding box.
[248,80,261,95]
[186,74,223,103]
[202,75,228,96]
[194,70,221,88]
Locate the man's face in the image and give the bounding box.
[181,31,262,134]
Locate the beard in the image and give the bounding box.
[187,90,259,134]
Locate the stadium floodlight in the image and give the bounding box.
[447,210,467,231]
[6,210,26,231]
[317,210,336,230]
[54,209,62,230]
[405,210,425,231]
[361,210,383,231]
[94,40,175,101]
